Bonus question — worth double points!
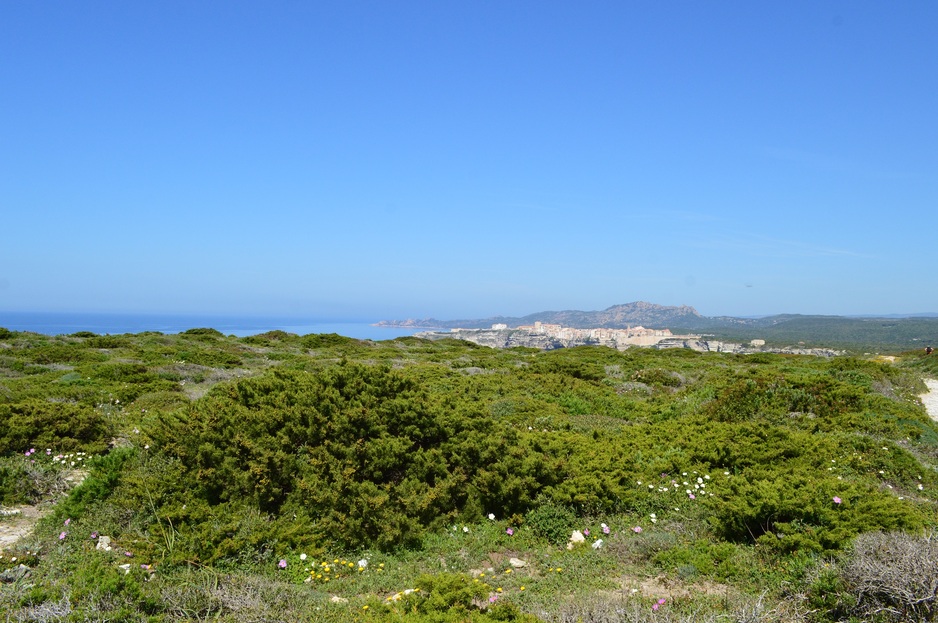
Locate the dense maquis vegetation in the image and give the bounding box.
[1,326,937,621]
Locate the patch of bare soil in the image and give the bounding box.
[616,574,735,601]
[0,505,49,552]
[0,469,86,554]
[922,379,938,422]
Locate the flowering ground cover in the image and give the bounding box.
[1,327,937,621]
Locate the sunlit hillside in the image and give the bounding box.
[1,326,938,621]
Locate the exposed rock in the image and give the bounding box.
[0,564,30,583]
[508,558,527,568]
[418,330,843,357]
[567,530,586,549]
[330,595,349,604]
[96,536,113,551]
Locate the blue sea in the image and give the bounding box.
[0,312,438,341]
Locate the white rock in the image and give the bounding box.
[508,557,527,568]
[567,530,586,549]
[95,536,112,551]
[330,595,349,604]
[591,539,604,549]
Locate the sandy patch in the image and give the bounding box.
[0,505,49,553]
[922,379,938,422]
[616,574,733,600]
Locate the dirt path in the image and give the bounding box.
[0,469,85,554]
[923,379,938,422]
[0,504,49,553]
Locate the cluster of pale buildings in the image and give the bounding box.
[454,321,687,348]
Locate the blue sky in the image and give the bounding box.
[2,2,936,321]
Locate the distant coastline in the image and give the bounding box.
[0,312,425,340]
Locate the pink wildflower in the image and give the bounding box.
[632,526,642,534]
[64,518,71,526]
[833,496,842,504]
[58,532,67,540]
[278,559,287,569]
[506,528,514,536]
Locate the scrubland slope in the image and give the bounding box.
[2,326,938,621]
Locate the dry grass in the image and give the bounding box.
[840,530,938,622]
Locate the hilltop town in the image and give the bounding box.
[451,321,688,349]
[417,321,841,356]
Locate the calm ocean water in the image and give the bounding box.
[0,312,436,341]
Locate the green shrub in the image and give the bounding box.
[301,333,359,348]
[0,456,66,505]
[52,447,137,521]
[0,399,111,456]
[652,539,742,581]
[142,364,563,557]
[524,499,577,546]
[181,327,224,338]
[631,368,682,387]
[370,573,539,622]
[86,335,129,348]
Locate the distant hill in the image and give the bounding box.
[375,302,705,330]
[377,302,938,351]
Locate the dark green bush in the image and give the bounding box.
[524,498,577,546]
[86,335,129,348]
[0,399,111,455]
[181,328,224,338]
[532,358,605,382]
[653,539,742,581]
[380,572,539,622]
[631,368,682,387]
[0,458,54,505]
[242,330,299,345]
[145,364,562,556]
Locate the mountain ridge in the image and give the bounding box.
[376,301,705,330]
